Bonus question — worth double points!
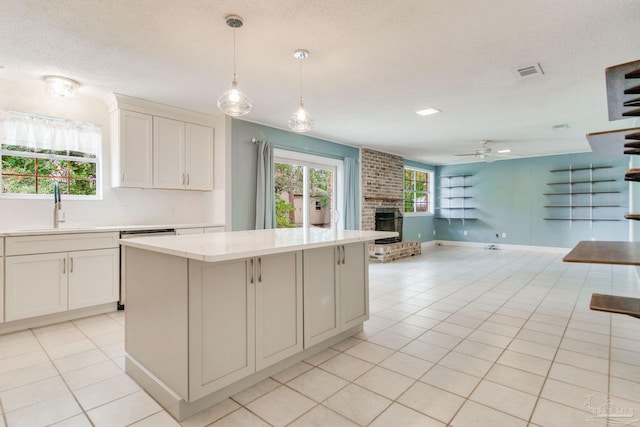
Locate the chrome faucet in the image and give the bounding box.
[53,181,65,228]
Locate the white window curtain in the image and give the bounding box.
[255,140,275,229]
[0,110,101,156]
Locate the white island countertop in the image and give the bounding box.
[119,228,398,262]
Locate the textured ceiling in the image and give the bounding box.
[1,0,640,164]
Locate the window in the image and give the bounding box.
[1,111,101,198]
[274,149,343,229]
[404,167,434,214]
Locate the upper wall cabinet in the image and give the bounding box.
[108,94,215,191]
[111,110,153,188]
[153,118,214,190]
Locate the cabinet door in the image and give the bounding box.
[189,258,255,401]
[153,117,185,189]
[118,110,153,188]
[185,123,214,191]
[5,253,68,321]
[68,249,119,310]
[255,252,303,371]
[303,246,340,348]
[340,243,369,330]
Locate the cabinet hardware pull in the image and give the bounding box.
[182,173,185,185]
[337,246,341,265]
[62,258,66,274]
[186,174,190,185]
[258,258,262,283]
[342,245,346,265]
[70,257,74,273]
[250,258,254,284]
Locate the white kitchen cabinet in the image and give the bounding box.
[187,251,302,400]
[340,243,369,329]
[153,119,214,191]
[4,232,120,322]
[189,258,255,400]
[108,94,215,191]
[184,123,214,191]
[111,109,153,188]
[255,252,303,371]
[303,246,340,347]
[68,248,119,310]
[5,253,68,321]
[303,242,367,347]
[153,117,185,190]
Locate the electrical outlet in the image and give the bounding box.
[433,230,436,236]
[464,230,468,236]
[418,232,421,239]
[502,232,507,238]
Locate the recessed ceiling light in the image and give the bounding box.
[416,108,440,116]
[497,149,511,154]
[552,123,569,130]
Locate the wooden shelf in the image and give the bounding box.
[544,218,622,221]
[438,175,474,224]
[586,127,640,157]
[625,213,640,220]
[544,205,621,208]
[564,241,640,266]
[606,59,640,121]
[544,191,620,195]
[549,166,612,172]
[547,179,615,185]
[590,294,640,319]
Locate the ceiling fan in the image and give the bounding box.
[454,140,513,162]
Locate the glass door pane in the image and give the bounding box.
[274,161,304,228]
[309,166,334,229]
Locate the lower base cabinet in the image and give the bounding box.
[303,242,368,348]
[3,232,120,322]
[188,251,302,401]
[5,253,68,321]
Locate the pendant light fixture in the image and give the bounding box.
[217,15,252,117]
[288,49,314,133]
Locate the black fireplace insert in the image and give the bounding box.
[374,208,403,244]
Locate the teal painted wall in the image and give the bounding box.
[403,159,437,243]
[435,152,630,248]
[231,119,360,231]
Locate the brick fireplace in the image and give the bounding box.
[361,148,421,262]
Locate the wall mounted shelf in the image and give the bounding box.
[436,175,476,224]
[543,165,624,224]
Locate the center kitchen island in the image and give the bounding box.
[120,228,397,420]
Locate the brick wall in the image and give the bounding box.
[361,148,404,231]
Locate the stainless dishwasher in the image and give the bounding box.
[119,228,176,309]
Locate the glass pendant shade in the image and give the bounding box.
[218,15,251,117]
[288,49,313,133]
[217,78,252,117]
[288,99,314,133]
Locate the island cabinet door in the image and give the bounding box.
[340,242,369,330]
[303,246,340,348]
[189,258,256,402]
[255,251,303,371]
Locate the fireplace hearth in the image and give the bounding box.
[375,208,403,244]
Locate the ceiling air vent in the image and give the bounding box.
[516,63,544,79]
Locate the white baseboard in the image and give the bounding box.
[430,240,571,254]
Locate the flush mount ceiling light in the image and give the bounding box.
[288,49,314,133]
[43,76,80,98]
[416,108,440,116]
[217,14,252,117]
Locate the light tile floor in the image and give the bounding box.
[1,245,640,426]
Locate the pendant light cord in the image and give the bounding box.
[233,28,237,82]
